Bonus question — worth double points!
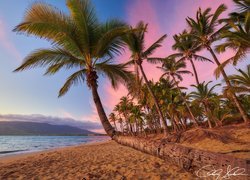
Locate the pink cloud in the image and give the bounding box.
[59,108,104,133]
[60,110,76,119]
[90,128,105,134]
[0,18,22,61]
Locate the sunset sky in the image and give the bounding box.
[0,0,248,133]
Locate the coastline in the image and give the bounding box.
[0,140,193,179]
[0,140,110,164]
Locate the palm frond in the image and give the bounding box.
[14,48,83,72]
[13,2,83,56]
[210,4,227,28]
[95,61,132,89]
[193,55,213,63]
[94,19,129,58]
[143,34,167,57]
[59,69,86,97]
[146,57,165,64]
[67,0,98,55]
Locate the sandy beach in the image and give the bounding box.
[0,140,193,179]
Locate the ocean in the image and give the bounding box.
[0,136,110,157]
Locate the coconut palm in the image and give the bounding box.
[186,4,249,122]
[122,21,169,134]
[214,12,250,75]
[211,106,233,126]
[221,0,250,23]
[228,64,250,93]
[190,81,220,128]
[159,58,199,126]
[13,0,133,137]
[168,30,212,85]
[118,96,134,134]
[113,104,124,134]
[129,105,145,135]
[109,112,117,131]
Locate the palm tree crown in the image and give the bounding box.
[160,58,192,81]
[168,30,212,84]
[186,4,227,48]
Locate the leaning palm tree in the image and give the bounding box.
[13,0,132,137]
[186,4,249,122]
[228,64,250,93]
[168,30,212,85]
[159,58,199,126]
[122,21,169,134]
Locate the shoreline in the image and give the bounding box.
[0,140,110,164]
[0,140,193,179]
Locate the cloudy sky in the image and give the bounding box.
[0,0,248,133]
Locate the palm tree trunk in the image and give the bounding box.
[172,76,199,127]
[189,58,200,85]
[203,102,213,128]
[138,63,169,134]
[91,84,115,137]
[134,62,140,83]
[208,46,249,123]
[114,121,117,131]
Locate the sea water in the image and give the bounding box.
[0,136,110,157]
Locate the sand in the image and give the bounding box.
[181,125,250,159]
[0,140,194,180]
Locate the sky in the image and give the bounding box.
[0,0,249,133]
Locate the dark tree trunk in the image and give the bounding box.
[208,47,249,123]
[113,121,117,131]
[172,75,199,127]
[189,58,200,85]
[138,63,169,135]
[203,102,213,128]
[91,84,115,137]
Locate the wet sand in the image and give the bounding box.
[0,140,194,179]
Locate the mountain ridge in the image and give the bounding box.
[0,121,103,136]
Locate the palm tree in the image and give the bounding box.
[159,58,199,126]
[190,81,220,128]
[129,105,145,135]
[113,104,124,134]
[211,105,233,126]
[122,21,169,134]
[221,0,250,23]
[186,4,249,122]
[215,12,250,75]
[13,0,132,137]
[168,30,212,85]
[118,96,134,134]
[109,113,117,131]
[228,64,250,93]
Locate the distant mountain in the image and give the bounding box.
[0,121,100,136]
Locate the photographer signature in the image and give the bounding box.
[196,165,248,180]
